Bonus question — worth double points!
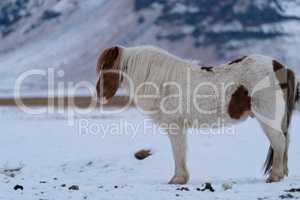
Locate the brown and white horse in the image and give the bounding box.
[96,45,300,184]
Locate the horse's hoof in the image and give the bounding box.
[266,175,283,183]
[168,175,188,185]
[284,168,289,177]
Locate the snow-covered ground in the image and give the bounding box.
[1,1,300,199]
[1,106,300,200]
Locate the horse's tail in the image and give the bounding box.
[264,147,273,175]
[294,80,300,112]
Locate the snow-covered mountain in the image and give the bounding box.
[134,0,300,62]
[1,0,300,96]
[136,0,300,47]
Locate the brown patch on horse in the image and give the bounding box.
[96,46,122,100]
[228,56,247,65]
[201,66,214,72]
[272,60,296,132]
[228,85,251,119]
[285,69,296,128]
[272,60,284,72]
[296,83,300,102]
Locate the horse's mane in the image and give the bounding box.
[124,46,197,88]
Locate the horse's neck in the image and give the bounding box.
[124,47,183,84]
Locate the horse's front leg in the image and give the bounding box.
[167,124,189,185]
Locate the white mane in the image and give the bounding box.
[121,46,209,91]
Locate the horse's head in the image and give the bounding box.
[96,46,123,104]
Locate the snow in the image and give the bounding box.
[171,4,199,14]
[1,106,300,199]
[1,1,300,198]
[50,0,77,13]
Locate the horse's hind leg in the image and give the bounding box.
[258,121,286,182]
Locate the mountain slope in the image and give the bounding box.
[0,0,300,96]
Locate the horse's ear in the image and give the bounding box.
[96,46,122,101]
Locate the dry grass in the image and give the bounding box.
[0,96,132,108]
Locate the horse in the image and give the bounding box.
[96,45,299,184]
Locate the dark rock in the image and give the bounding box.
[134,149,152,160]
[2,166,23,177]
[13,184,24,191]
[176,187,189,191]
[61,184,66,187]
[199,182,215,192]
[68,185,79,191]
[138,16,145,24]
[285,188,300,193]
[41,10,61,20]
[279,193,294,199]
[86,161,93,166]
